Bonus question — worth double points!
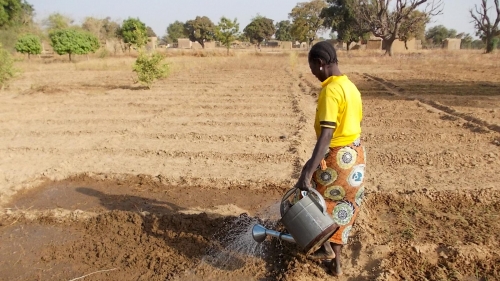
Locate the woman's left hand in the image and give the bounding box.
[295,167,313,191]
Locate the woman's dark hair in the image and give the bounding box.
[308,41,338,65]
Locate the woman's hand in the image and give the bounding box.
[295,162,313,191]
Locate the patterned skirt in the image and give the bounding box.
[311,138,366,245]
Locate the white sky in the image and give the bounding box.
[29,0,483,38]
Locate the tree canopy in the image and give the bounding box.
[425,25,457,47]
[243,16,275,47]
[15,33,41,58]
[118,17,148,50]
[351,0,443,56]
[49,28,100,61]
[185,16,215,48]
[321,0,369,49]
[216,17,239,54]
[289,0,327,46]
[0,0,22,27]
[164,21,186,44]
[0,0,34,28]
[275,20,293,41]
[398,10,429,47]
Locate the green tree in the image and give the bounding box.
[133,52,169,89]
[163,21,186,44]
[398,10,429,49]
[275,20,293,41]
[351,0,443,56]
[185,16,215,48]
[425,25,457,47]
[289,0,327,46]
[216,17,239,55]
[243,16,275,48]
[0,0,22,27]
[470,0,500,53]
[0,0,33,27]
[118,17,148,51]
[321,0,369,50]
[43,13,73,31]
[0,43,16,89]
[15,33,41,59]
[0,0,37,51]
[49,28,100,61]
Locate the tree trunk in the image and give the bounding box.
[383,39,395,56]
[200,40,205,49]
[28,53,30,60]
[69,53,72,62]
[227,45,230,55]
[486,37,494,53]
[347,42,350,51]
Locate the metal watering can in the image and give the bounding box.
[252,187,338,254]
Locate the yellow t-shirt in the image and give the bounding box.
[314,75,363,147]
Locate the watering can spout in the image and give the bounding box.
[252,224,296,244]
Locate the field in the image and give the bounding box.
[0,50,499,281]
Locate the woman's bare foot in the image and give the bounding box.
[330,243,343,276]
[308,249,335,260]
[328,259,343,276]
[308,242,335,260]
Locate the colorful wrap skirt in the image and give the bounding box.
[311,138,366,245]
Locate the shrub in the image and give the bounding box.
[132,52,169,89]
[0,43,17,89]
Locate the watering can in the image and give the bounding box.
[252,187,338,255]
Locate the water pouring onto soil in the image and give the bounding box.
[200,202,282,270]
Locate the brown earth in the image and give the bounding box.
[0,51,499,281]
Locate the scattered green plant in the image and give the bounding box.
[132,52,169,89]
[0,43,17,89]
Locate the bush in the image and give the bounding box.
[132,52,169,89]
[0,43,17,89]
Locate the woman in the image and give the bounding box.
[295,41,366,276]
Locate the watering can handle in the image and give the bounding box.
[308,188,328,215]
[280,187,328,216]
